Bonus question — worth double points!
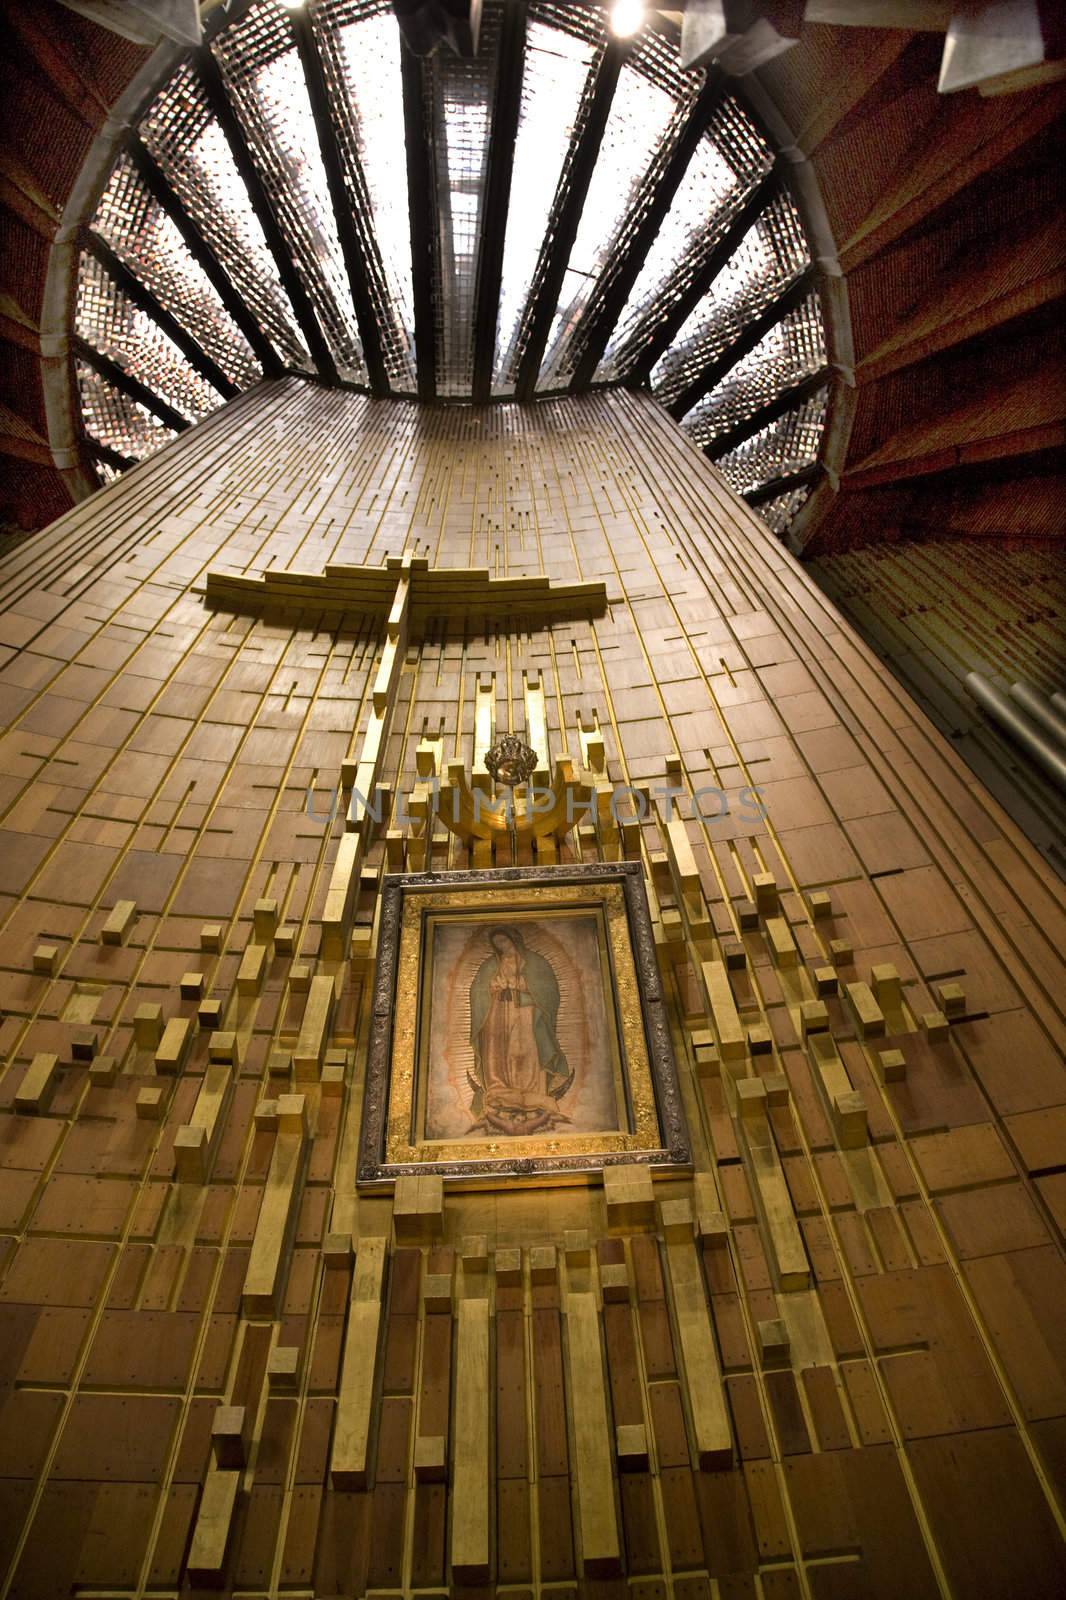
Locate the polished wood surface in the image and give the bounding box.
[0,380,1063,1595]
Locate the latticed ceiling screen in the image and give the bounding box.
[681,292,826,451]
[92,154,262,391]
[715,388,828,497]
[138,62,311,368]
[72,0,830,536]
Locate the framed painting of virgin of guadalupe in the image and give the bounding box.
[357,863,690,1187]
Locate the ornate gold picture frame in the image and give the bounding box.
[358,863,690,1188]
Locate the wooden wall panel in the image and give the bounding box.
[0,380,1063,1595]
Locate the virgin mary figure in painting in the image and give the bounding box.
[467,925,574,1135]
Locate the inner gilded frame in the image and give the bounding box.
[357,863,690,1188]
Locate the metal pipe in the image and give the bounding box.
[965,671,1066,793]
[1009,681,1066,749]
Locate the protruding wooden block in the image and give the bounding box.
[33,943,59,975]
[321,1061,344,1096]
[871,964,902,1006]
[340,757,358,790]
[277,1093,307,1136]
[722,940,747,971]
[15,1053,58,1114]
[198,998,222,1031]
[937,981,966,1017]
[830,938,854,966]
[764,1072,790,1107]
[89,1055,117,1087]
[414,1433,447,1483]
[737,897,758,929]
[564,1229,591,1265]
[70,1029,98,1063]
[451,1297,491,1581]
[765,916,797,967]
[186,1468,239,1584]
[922,1009,949,1042]
[101,899,136,946]
[180,971,205,1000]
[616,1422,649,1471]
[136,1086,165,1121]
[155,1016,191,1075]
[736,1077,768,1117]
[814,966,838,996]
[702,958,746,1062]
[243,1125,307,1316]
[254,1099,279,1130]
[800,1000,830,1039]
[664,1235,734,1469]
[565,1291,621,1574]
[845,981,885,1039]
[833,1090,868,1149]
[208,1031,239,1065]
[494,1248,522,1286]
[332,1237,388,1488]
[237,942,267,997]
[322,1232,353,1268]
[808,890,833,919]
[694,1037,721,1077]
[659,1197,694,1241]
[267,1345,301,1391]
[268,1050,291,1079]
[211,1404,247,1468]
[294,974,335,1079]
[461,1235,489,1274]
[530,1245,557,1285]
[253,898,278,941]
[173,1124,209,1184]
[878,1047,907,1083]
[747,1023,773,1055]
[290,963,311,994]
[275,924,297,956]
[758,1317,791,1369]
[603,1162,656,1230]
[200,924,223,953]
[133,1003,163,1049]
[696,1207,729,1243]
[753,872,778,914]
[422,1272,453,1313]
[600,1262,630,1303]
[393,1173,443,1242]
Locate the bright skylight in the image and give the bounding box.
[494,21,596,389]
[538,63,677,389]
[73,0,827,538]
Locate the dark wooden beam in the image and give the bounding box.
[85,231,239,400]
[88,440,135,473]
[514,39,627,403]
[471,0,526,404]
[703,366,831,460]
[73,335,191,435]
[668,265,816,420]
[400,43,437,402]
[126,138,282,378]
[569,71,725,392]
[742,461,821,508]
[195,47,338,382]
[623,164,778,389]
[289,4,388,395]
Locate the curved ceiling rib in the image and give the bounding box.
[69,0,835,541]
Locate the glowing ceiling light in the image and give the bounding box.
[610,0,646,39]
